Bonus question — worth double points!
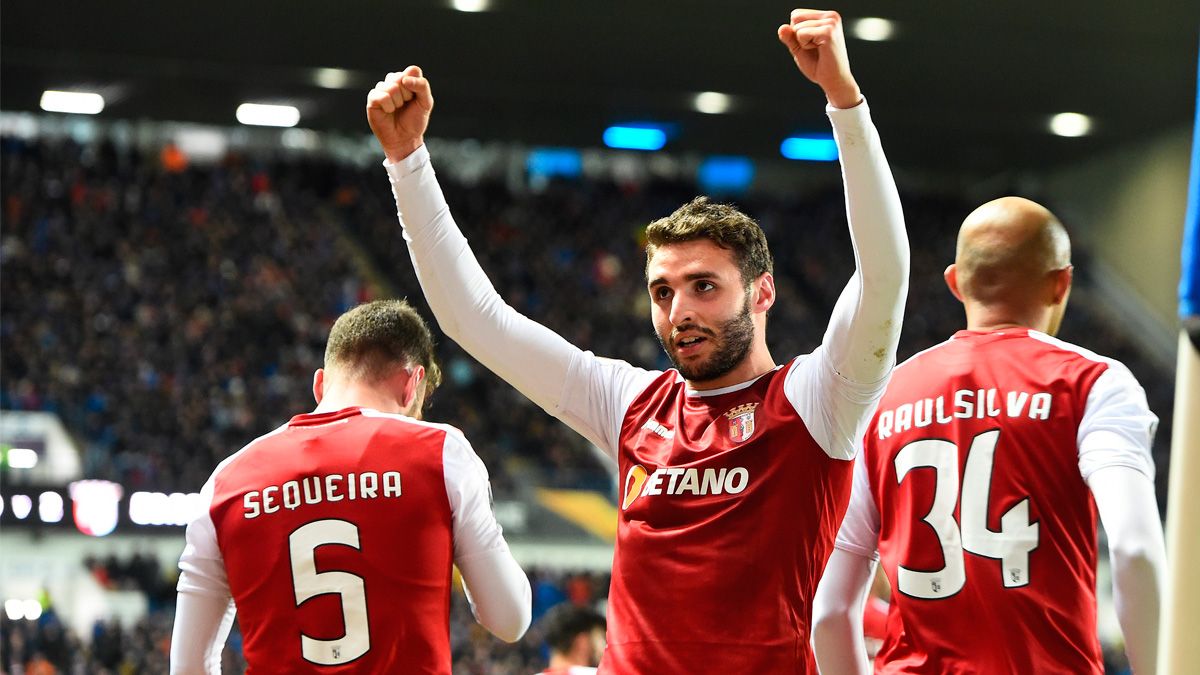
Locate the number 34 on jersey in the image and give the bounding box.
[894,429,1039,600]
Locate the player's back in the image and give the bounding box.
[862,328,1117,674]
[205,407,457,673]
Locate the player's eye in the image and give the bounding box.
[652,286,671,300]
[696,280,715,292]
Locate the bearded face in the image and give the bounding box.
[656,292,755,383]
[646,238,773,389]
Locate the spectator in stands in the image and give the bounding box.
[537,604,607,674]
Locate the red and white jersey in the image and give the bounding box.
[562,350,881,674]
[177,407,513,674]
[836,329,1157,674]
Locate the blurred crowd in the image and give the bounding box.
[83,553,173,606]
[0,134,1173,503]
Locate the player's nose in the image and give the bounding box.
[668,296,694,328]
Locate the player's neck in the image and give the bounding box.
[547,654,587,671]
[313,384,413,417]
[964,306,1052,335]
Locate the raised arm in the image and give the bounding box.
[366,68,654,455]
[366,68,577,416]
[778,11,909,460]
[778,10,908,385]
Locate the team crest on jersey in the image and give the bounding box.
[724,403,758,443]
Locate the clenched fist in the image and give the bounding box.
[777,9,862,109]
[366,66,434,163]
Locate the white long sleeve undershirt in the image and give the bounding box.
[388,99,908,462]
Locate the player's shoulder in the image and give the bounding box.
[892,336,958,373]
[626,367,685,402]
[1024,330,1145,388]
[359,409,485,469]
[208,420,291,484]
[1023,330,1117,365]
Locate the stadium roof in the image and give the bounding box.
[3,0,1197,175]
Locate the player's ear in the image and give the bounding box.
[313,369,325,404]
[944,264,964,303]
[401,364,426,414]
[752,272,776,314]
[1051,265,1073,304]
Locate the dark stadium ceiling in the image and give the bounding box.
[3,0,1198,176]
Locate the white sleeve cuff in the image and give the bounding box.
[825,97,871,125]
[382,144,431,178]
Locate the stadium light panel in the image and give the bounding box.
[22,600,41,622]
[129,490,204,526]
[6,447,37,469]
[603,125,669,151]
[4,601,22,622]
[850,17,895,42]
[527,148,583,179]
[39,491,64,523]
[1049,112,1092,137]
[698,156,755,194]
[314,67,352,89]
[39,90,105,115]
[281,128,319,151]
[780,134,839,162]
[11,495,32,520]
[694,91,733,115]
[236,103,301,128]
[452,0,490,11]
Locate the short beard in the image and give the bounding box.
[657,297,755,383]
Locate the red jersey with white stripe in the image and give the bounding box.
[199,408,473,673]
[602,362,853,674]
[848,329,1156,674]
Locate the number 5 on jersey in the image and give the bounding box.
[894,430,1040,600]
[290,519,371,664]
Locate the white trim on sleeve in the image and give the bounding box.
[834,455,881,560]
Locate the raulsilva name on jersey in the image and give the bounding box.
[243,471,401,519]
[876,388,1053,439]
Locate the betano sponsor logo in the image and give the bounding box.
[621,464,749,510]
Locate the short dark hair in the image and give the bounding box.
[644,196,773,285]
[541,604,606,655]
[324,299,442,396]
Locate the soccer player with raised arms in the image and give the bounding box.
[368,9,909,672]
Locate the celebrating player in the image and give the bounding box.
[368,9,908,672]
[170,300,531,673]
[811,197,1167,673]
